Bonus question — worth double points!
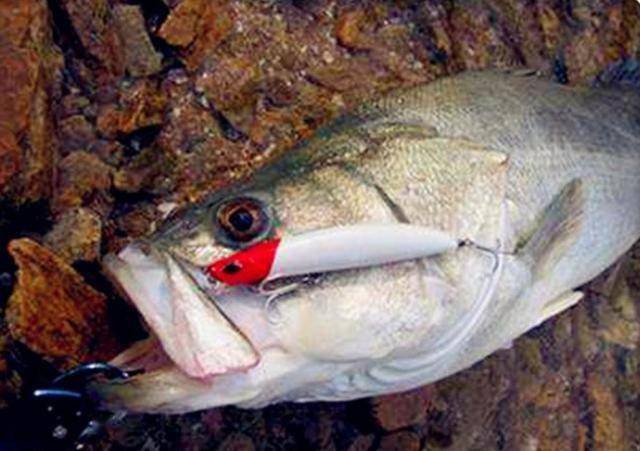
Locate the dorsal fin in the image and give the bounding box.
[519,178,585,279]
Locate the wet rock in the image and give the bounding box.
[160,0,236,70]
[60,0,125,79]
[335,9,373,50]
[44,208,102,262]
[113,5,163,77]
[57,93,91,119]
[378,431,420,451]
[96,79,167,138]
[0,128,20,194]
[421,352,513,450]
[158,0,212,48]
[194,56,261,113]
[110,201,161,244]
[113,145,174,195]
[371,386,434,431]
[563,3,636,84]
[594,264,640,349]
[587,373,625,450]
[53,150,112,216]
[447,6,523,70]
[58,114,96,153]
[5,239,120,370]
[90,139,126,166]
[104,0,638,211]
[0,0,62,204]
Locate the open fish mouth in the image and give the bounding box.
[102,243,262,381]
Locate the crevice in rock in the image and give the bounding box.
[125,0,182,68]
[423,407,455,448]
[216,111,248,143]
[46,0,90,61]
[116,124,163,158]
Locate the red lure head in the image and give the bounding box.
[206,239,280,285]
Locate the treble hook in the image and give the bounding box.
[458,238,512,273]
[259,278,300,323]
[26,362,131,449]
[51,362,130,388]
[258,274,325,323]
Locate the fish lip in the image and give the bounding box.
[102,243,260,381]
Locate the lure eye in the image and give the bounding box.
[223,262,243,274]
[215,197,271,245]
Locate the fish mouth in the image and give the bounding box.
[102,243,261,382]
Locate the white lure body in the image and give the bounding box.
[268,224,459,281]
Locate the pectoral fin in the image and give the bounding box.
[518,178,585,280]
[539,291,584,324]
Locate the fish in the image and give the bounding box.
[94,69,640,413]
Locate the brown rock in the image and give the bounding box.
[58,94,91,119]
[195,56,261,111]
[175,0,236,71]
[448,6,522,70]
[0,0,62,203]
[96,79,167,138]
[587,373,625,451]
[112,201,161,240]
[0,126,21,192]
[44,208,102,262]
[594,264,639,349]
[53,151,112,215]
[158,0,206,48]
[90,139,126,167]
[113,5,163,77]
[371,386,434,431]
[5,238,120,370]
[58,114,96,153]
[60,0,125,78]
[378,431,420,451]
[335,9,374,50]
[0,47,38,137]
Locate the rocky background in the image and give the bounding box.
[0,0,639,449]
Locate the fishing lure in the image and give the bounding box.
[206,224,462,286]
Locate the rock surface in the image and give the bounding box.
[0,0,62,204]
[44,208,102,262]
[5,239,120,370]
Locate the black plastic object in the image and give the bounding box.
[0,362,130,450]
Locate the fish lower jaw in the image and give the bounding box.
[102,244,262,380]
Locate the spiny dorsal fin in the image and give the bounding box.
[519,178,585,279]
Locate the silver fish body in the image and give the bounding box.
[97,71,640,413]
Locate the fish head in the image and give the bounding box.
[95,130,510,413]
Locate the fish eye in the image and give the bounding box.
[214,196,271,246]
